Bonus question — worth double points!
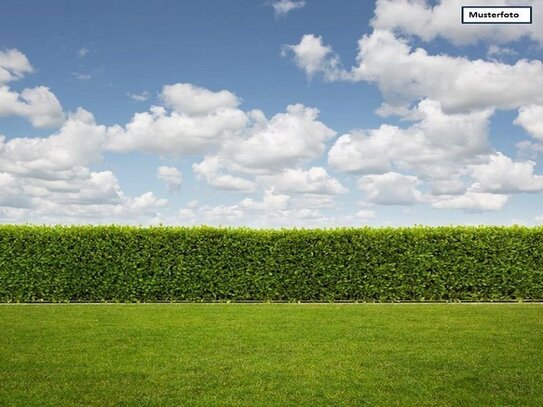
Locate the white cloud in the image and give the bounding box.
[3,37,533,225]
[271,0,305,16]
[174,189,349,227]
[128,91,149,102]
[184,103,336,192]
[431,191,508,212]
[0,108,105,178]
[31,192,168,223]
[0,167,169,224]
[179,193,377,228]
[129,192,168,212]
[0,85,65,128]
[240,189,290,211]
[371,0,543,46]
[161,83,240,115]
[515,105,543,142]
[224,104,336,173]
[328,99,492,179]
[0,101,170,222]
[0,49,34,83]
[190,104,335,191]
[192,156,255,192]
[282,34,344,81]
[199,204,244,221]
[356,209,376,221]
[178,208,196,222]
[106,104,248,155]
[354,30,543,113]
[374,102,413,118]
[290,194,337,209]
[428,177,466,196]
[108,83,334,176]
[358,172,424,205]
[468,153,543,193]
[258,167,347,195]
[286,29,543,113]
[0,50,64,128]
[0,172,33,208]
[157,166,182,193]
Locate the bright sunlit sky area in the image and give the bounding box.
[1,0,542,227]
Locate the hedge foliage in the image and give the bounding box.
[0,225,542,302]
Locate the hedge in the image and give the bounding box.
[0,225,542,302]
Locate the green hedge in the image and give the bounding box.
[0,225,542,302]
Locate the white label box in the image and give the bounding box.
[462,6,532,24]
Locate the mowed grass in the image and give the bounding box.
[0,304,542,406]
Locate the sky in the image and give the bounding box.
[0,0,542,227]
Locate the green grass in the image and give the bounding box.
[0,304,542,406]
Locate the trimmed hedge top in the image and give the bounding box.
[0,225,542,302]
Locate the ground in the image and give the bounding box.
[1,304,542,406]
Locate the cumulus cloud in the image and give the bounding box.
[0,168,169,224]
[358,172,424,205]
[0,49,34,83]
[178,190,337,227]
[282,34,344,81]
[0,101,171,224]
[286,30,543,113]
[271,0,306,16]
[223,104,336,173]
[515,105,543,142]
[161,83,240,115]
[468,153,543,193]
[352,30,543,113]
[192,156,255,192]
[431,191,508,212]
[106,105,248,155]
[371,0,543,46]
[0,50,65,128]
[0,85,65,128]
[157,166,182,193]
[178,207,196,223]
[0,108,105,178]
[258,167,347,195]
[107,85,334,169]
[198,204,244,222]
[240,189,290,211]
[0,167,169,224]
[328,99,492,179]
[129,192,168,212]
[172,187,358,227]
[3,39,535,225]
[290,194,337,210]
[428,177,466,196]
[356,209,376,221]
[190,103,335,191]
[0,172,33,208]
[280,3,543,216]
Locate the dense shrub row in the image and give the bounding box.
[0,225,542,302]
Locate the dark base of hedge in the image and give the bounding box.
[2,300,543,304]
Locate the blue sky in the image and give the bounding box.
[0,0,542,226]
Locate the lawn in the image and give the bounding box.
[0,304,542,406]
